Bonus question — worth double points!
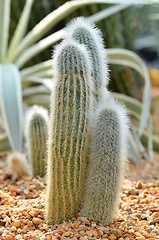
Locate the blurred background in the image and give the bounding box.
[1,0,159,162]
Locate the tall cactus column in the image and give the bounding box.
[81,93,129,224]
[45,40,93,224]
[65,17,109,105]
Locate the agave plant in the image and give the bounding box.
[0,0,159,163]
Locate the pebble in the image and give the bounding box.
[29,210,38,217]
[5,236,13,240]
[11,226,17,232]
[151,228,159,235]
[150,217,159,225]
[32,217,41,225]
[13,220,21,228]
[111,229,122,237]
[78,225,88,231]
[62,231,71,237]
[144,226,152,233]
[71,222,80,229]
[15,235,22,240]
[108,234,117,240]
[129,188,139,195]
[4,216,11,223]
[141,215,147,220]
[79,237,88,240]
[136,181,143,189]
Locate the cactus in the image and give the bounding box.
[65,17,109,105]
[81,92,129,224]
[7,152,32,180]
[45,39,93,224]
[25,105,48,177]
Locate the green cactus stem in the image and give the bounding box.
[45,39,93,224]
[81,93,129,224]
[65,17,109,105]
[25,105,48,177]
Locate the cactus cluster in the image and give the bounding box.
[7,17,129,226]
[45,17,129,225]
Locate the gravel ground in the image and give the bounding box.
[0,154,159,240]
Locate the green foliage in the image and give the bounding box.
[0,0,156,160]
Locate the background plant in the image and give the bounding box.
[0,0,159,164]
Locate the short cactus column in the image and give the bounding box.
[25,105,48,177]
[45,40,93,224]
[81,93,129,224]
[65,17,109,105]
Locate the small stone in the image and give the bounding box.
[78,217,87,221]
[108,234,117,240]
[11,226,17,232]
[39,236,46,240]
[150,217,159,225]
[15,235,22,240]
[155,181,159,187]
[151,228,159,235]
[111,229,122,237]
[29,210,38,217]
[141,215,147,220]
[98,229,104,236]
[79,237,88,240]
[86,230,92,237]
[144,226,152,233]
[4,216,11,223]
[78,225,88,231]
[136,181,143,189]
[13,220,21,228]
[34,181,45,190]
[129,188,139,195]
[32,217,41,225]
[134,212,142,219]
[28,220,33,227]
[71,222,80,229]
[6,236,13,240]
[62,231,71,237]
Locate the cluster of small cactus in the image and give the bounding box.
[7,17,129,226]
[45,17,129,225]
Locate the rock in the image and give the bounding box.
[128,188,139,195]
[136,181,143,189]
[152,228,159,235]
[32,217,41,225]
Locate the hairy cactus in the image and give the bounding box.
[7,152,32,180]
[45,39,93,224]
[81,92,129,224]
[65,17,109,105]
[25,105,48,177]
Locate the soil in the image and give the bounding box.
[0,154,159,240]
